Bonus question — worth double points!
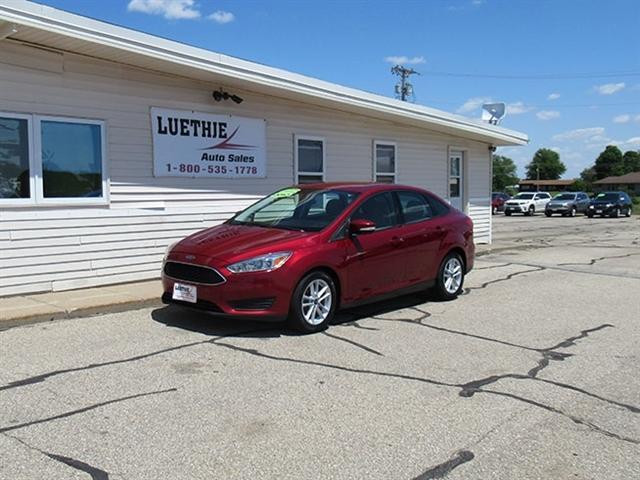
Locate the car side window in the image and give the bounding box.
[352,192,399,230]
[426,194,451,217]
[396,190,433,224]
[534,194,540,200]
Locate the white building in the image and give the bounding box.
[0,1,528,297]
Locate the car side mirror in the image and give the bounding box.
[350,219,376,235]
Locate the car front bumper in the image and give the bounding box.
[504,204,526,213]
[161,256,294,321]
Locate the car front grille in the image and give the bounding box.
[163,261,225,285]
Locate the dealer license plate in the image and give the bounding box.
[172,283,197,303]
[596,210,602,214]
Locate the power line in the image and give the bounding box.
[420,69,640,80]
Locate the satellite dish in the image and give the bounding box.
[482,103,506,125]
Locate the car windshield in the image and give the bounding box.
[514,193,534,199]
[554,194,576,200]
[595,193,618,201]
[229,187,359,232]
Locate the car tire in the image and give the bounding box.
[288,270,337,333]
[612,208,620,218]
[505,211,511,216]
[626,207,632,217]
[526,206,535,216]
[434,252,465,301]
[587,212,594,218]
[545,211,552,217]
[570,206,576,217]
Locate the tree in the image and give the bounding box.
[578,166,597,192]
[525,148,566,180]
[492,155,519,191]
[594,145,624,179]
[623,150,640,174]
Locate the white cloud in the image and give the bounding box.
[472,0,485,5]
[127,0,200,19]
[635,115,640,123]
[384,55,426,65]
[622,137,640,147]
[505,101,534,115]
[613,114,631,124]
[593,82,625,95]
[456,96,492,114]
[536,110,560,120]
[547,92,561,100]
[208,10,235,24]
[552,127,606,142]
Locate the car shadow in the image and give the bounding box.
[151,291,433,337]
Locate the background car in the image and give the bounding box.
[587,191,633,218]
[545,192,590,217]
[491,192,510,214]
[161,183,475,333]
[504,192,551,216]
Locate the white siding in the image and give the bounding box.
[0,43,492,296]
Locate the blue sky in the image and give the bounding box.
[37,0,640,178]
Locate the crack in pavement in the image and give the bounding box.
[412,449,475,479]
[3,432,109,479]
[462,266,546,294]
[557,252,640,267]
[372,314,639,414]
[211,325,639,445]
[0,388,177,434]
[0,327,269,393]
[322,331,384,356]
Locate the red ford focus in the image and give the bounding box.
[162,183,474,332]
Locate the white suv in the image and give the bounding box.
[504,192,551,216]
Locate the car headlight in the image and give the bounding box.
[589,205,594,209]
[606,203,613,207]
[227,252,292,273]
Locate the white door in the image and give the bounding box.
[449,151,463,211]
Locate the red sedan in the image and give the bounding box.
[162,183,475,332]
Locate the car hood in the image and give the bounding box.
[590,200,615,206]
[172,223,315,261]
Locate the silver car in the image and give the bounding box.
[545,192,590,217]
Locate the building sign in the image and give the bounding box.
[151,107,266,178]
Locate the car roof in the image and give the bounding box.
[293,182,426,194]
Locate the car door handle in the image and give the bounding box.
[391,236,404,247]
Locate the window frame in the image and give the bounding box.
[373,140,397,184]
[35,115,109,206]
[0,112,36,206]
[294,134,325,184]
[0,112,109,207]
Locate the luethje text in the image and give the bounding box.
[156,116,228,138]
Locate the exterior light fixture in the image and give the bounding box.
[212,88,243,104]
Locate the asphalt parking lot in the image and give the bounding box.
[1,214,639,480]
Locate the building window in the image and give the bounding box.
[374,141,396,183]
[295,136,324,184]
[0,113,107,205]
[0,114,32,201]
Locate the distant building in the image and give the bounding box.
[593,172,640,195]
[518,179,578,192]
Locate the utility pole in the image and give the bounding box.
[391,65,419,101]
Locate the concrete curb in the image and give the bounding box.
[0,298,164,331]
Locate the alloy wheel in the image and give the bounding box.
[443,257,463,294]
[301,279,332,325]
